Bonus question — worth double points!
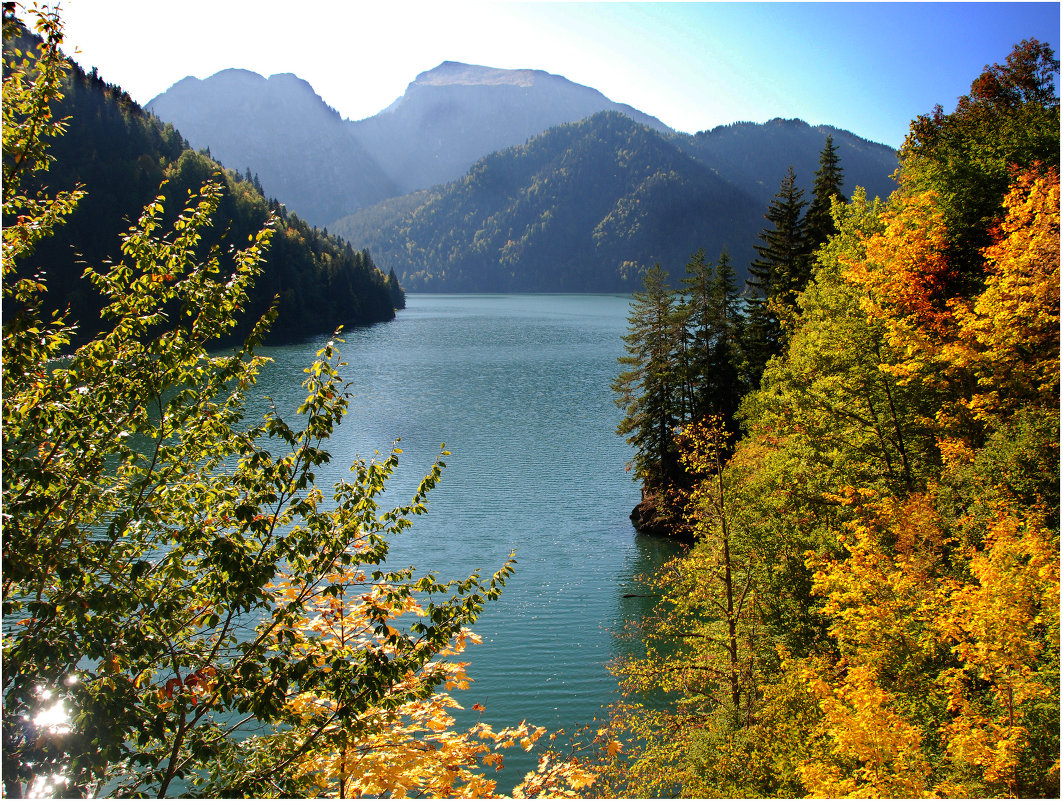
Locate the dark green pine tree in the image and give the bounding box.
[680,248,743,428]
[803,135,846,259]
[387,267,406,309]
[743,166,806,386]
[704,248,744,428]
[613,264,683,492]
[679,248,712,422]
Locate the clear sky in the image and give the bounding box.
[50,1,1060,149]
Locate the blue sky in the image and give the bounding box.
[56,1,1060,148]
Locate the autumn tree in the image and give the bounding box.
[744,146,1060,801]
[606,40,1059,799]
[901,38,1059,282]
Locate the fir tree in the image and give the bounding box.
[681,248,743,427]
[679,248,712,421]
[803,134,846,256]
[705,248,744,428]
[743,166,806,385]
[613,265,683,491]
[387,266,406,309]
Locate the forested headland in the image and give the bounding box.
[607,39,1060,797]
[2,20,403,348]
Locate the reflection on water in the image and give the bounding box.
[20,677,77,798]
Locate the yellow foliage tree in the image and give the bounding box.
[796,166,1060,797]
[944,167,1060,429]
[269,564,598,798]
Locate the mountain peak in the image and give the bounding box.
[412,61,555,88]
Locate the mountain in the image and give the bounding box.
[5,26,401,346]
[354,61,673,198]
[144,69,399,227]
[329,111,899,294]
[145,61,899,296]
[330,112,765,292]
[679,117,898,207]
[145,62,672,226]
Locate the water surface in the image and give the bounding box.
[255,294,680,785]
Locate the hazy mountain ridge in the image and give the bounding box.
[3,27,400,346]
[146,62,673,226]
[146,69,399,225]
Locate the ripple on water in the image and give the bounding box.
[254,294,681,790]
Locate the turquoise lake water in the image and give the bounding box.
[253,293,680,787]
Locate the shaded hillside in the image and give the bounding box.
[4,32,400,345]
[331,112,764,292]
[680,117,897,206]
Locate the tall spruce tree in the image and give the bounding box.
[803,135,846,257]
[681,248,743,428]
[387,266,406,309]
[613,265,683,491]
[743,166,806,385]
[705,248,744,428]
[680,248,713,420]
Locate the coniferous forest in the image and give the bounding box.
[608,39,1059,797]
[2,4,1059,798]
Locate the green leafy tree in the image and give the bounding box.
[2,9,586,798]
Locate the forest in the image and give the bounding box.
[608,38,1059,797]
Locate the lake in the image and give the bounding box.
[254,293,680,788]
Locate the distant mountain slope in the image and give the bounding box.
[355,61,673,198]
[145,69,399,226]
[679,118,898,206]
[146,62,673,226]
[331,112,764,292]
